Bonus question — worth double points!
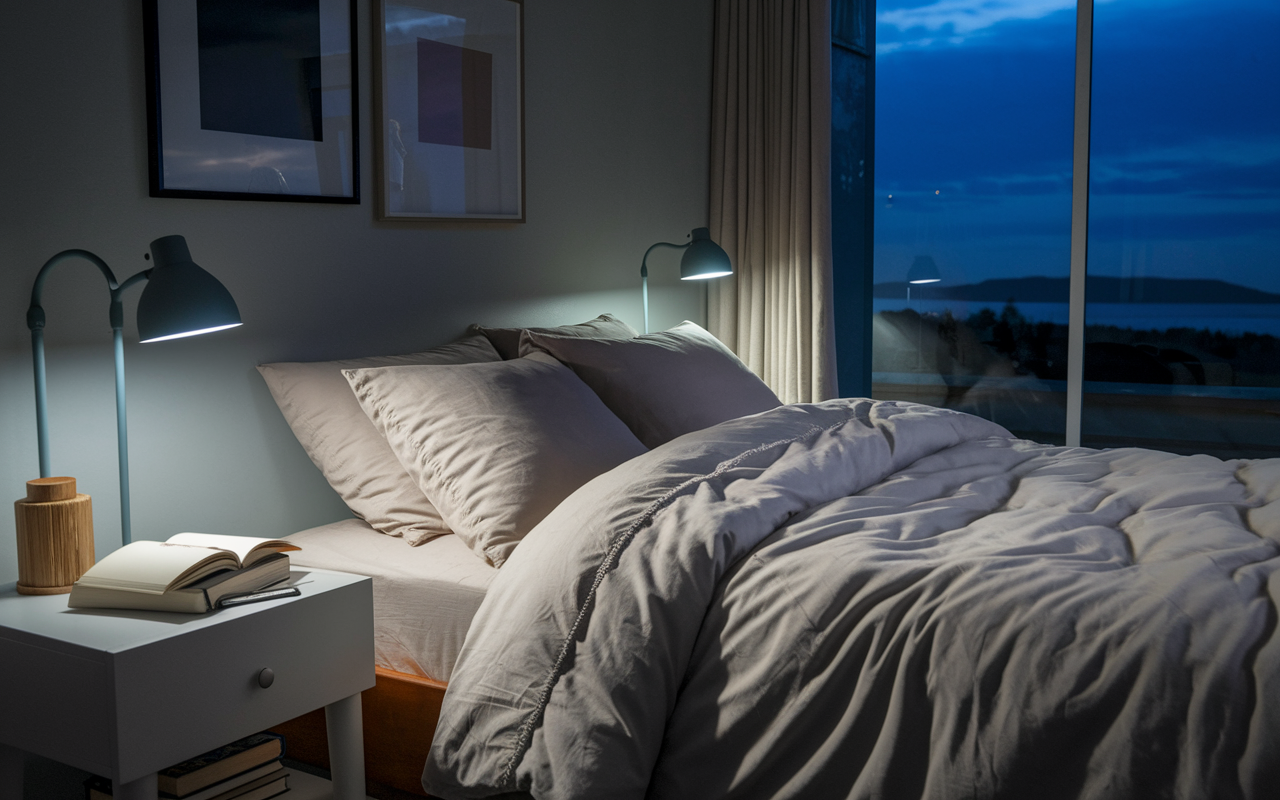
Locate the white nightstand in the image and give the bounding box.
[0,568,374,800]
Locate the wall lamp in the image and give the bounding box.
[639,227,733,333]
[27,235,241,546]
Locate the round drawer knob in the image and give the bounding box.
[257,668,275,689]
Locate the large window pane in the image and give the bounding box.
[832,0,873,396]
[1084,0,1280,458]
[872,0,1077,443]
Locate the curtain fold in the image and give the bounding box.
[708,0,837,404]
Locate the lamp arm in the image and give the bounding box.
[28,249,121,319]
[115,269,151,294]
[107,269,152,546]
[27,250,123,477]
[110,270,153,330]
[639,241,691,334]
[27,252,150,546]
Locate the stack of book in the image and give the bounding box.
[84,731,288,800]
[68,533,300,613]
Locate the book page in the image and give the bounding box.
[74,541,238,594]
[166,533,300,566]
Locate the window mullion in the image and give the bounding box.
[1065,0,1094,447]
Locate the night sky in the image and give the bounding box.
[873,0,1280,294]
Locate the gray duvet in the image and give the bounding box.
[424,400,1280,799]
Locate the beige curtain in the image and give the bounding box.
[708,0,837,404]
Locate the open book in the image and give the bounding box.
[68,533,301,613]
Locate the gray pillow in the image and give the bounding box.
[257,334,502,545]
[471,313,638,360]
[520,321,783,448]
[343,353,647,567]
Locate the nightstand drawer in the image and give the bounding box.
[109,575,373,782]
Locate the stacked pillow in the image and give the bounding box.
[344,353,646,567]
[261,317,782,567]
[519,321,782,449]
[257,333,502,545]
[471,313,638,360]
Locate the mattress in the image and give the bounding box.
[286,518,497,681]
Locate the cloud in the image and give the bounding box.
[880,0,1072,35]
[1090,137,1280,196]
[1086,210,1280,242]
[877,0,1073,52]
[873,0,1146,53]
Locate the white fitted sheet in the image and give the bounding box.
[286,518,496,681]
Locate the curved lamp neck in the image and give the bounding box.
[27,250,151,335]
[639,241,689,278]
[639,241,691,334]
[27,250,152,546]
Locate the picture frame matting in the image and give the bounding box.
[375,0,524,222]
[144,0,360,203]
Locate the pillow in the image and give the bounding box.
[470,313,638,360]
[343,353,647,567]
[257,334,502,545]
[520,321,782,448]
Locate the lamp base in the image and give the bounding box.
[15,583,76,596]
[14,477,95,595]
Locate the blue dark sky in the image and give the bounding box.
[873,0,1280,294]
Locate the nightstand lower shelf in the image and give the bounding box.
[285,767,376,800]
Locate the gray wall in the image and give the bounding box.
[0,0,714,583]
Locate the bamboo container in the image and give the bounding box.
[14,477,95,595]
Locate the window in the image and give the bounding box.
[832,0,875,396]
[869,0,1076,443]
[837,0,1280,458]
[1082,0,1280,457]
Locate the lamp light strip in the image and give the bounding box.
[140,322,242,344]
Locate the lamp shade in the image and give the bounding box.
[137,235,242,343]
[679,228,733,280]
[907,255,941,284]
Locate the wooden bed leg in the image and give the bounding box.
[272,666,447,799]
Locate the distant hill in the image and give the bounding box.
[873,276,1280,304]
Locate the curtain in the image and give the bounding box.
[708,0,837,404]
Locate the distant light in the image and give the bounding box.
[935,190,941,195]
[141,322,242,343]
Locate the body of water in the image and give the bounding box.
[874,299,1280,337]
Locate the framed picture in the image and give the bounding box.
[143,0,359,203]
[375,0,524,222]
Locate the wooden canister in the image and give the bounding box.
[14,477,95,595]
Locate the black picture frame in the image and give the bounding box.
[374,0,524,222]
[144,0,360,203]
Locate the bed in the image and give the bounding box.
[258,316,1280,800]
[270,520,492,797]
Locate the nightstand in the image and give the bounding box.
[0,568,374,800]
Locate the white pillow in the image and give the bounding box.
[257,334,501,544]
[520,321,782,448]
[344,353,647,567]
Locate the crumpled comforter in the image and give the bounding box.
[424,399,1280,800]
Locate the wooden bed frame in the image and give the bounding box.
[271,666,446,799]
